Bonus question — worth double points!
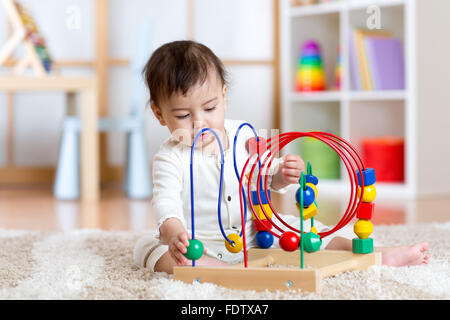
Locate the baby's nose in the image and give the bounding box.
[193,119,206,131]
[192,120,205,137]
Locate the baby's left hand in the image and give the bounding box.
[271,154,305,190]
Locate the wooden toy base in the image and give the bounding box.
[173,248,381,293]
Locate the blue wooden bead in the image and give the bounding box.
[305,174,319,185]
[256,231,274,249]
[295,188,301,205]
[356,168,376,186]
[251,189,271,205]
[296,186,315,207]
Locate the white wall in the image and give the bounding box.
[0,0,275,171]
[417,0,450,196]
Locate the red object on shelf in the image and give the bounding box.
[362,137,405,182]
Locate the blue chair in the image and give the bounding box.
[54,21,153,200]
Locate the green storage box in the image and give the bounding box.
[300,137,340,179]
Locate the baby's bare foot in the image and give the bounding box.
[378,242,430,267]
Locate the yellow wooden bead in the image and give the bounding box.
[353,219,373,239]
[310,226,318,234]
[252,204,273,220]
[225,233,243,253]
[296,202,318,220]
[358,185,376,202]
[306,182,318,200]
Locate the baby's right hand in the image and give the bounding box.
[168,231,190,265]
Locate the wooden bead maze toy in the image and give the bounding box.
[173,123,381,293]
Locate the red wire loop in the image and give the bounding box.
[238,131,367,267]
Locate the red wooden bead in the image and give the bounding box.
[356,202,375,220]
[254,219,272,231]
[279,231,300,252]
[246,136,267,155]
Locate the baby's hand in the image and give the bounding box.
[271,154,305,190]
[168,231,190,265]
[280,154,305,184]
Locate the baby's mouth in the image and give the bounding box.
[193,131,209,142]
[200,132,209,140]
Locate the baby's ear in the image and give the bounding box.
[222,85,228,110]
[151,104,166,126]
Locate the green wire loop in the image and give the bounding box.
[299,171,304,269]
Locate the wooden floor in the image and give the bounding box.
[0,185,449,231]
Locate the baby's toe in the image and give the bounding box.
[419,242,429,252]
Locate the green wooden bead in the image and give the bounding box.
[302,232,322,253]
[352,238,374,254]
[184,239,204,260]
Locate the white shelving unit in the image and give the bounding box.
[279,0,450,200]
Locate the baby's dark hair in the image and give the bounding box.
[142,40,227,107]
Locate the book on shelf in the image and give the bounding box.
[349,28,405,91]
[365,36,405,90]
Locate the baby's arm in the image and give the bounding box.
[159,218,190,265]
[151,149,192,265]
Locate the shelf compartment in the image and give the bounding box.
[288,101,341,180]
[348,100,405,152]
[290,12,340,92]
[290,101,341,133]
[348,100,406,186]
[347,4,405,91]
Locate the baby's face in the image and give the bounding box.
[152,70,227,151]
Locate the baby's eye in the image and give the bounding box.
[206,106,216,112]
[175,114,190,119]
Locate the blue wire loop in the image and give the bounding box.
[190,128,224,266]
[232,122,264,238]
[190,123,265,253]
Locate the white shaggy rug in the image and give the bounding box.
[0,223,449,300]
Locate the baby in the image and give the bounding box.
[133,40,429,274]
